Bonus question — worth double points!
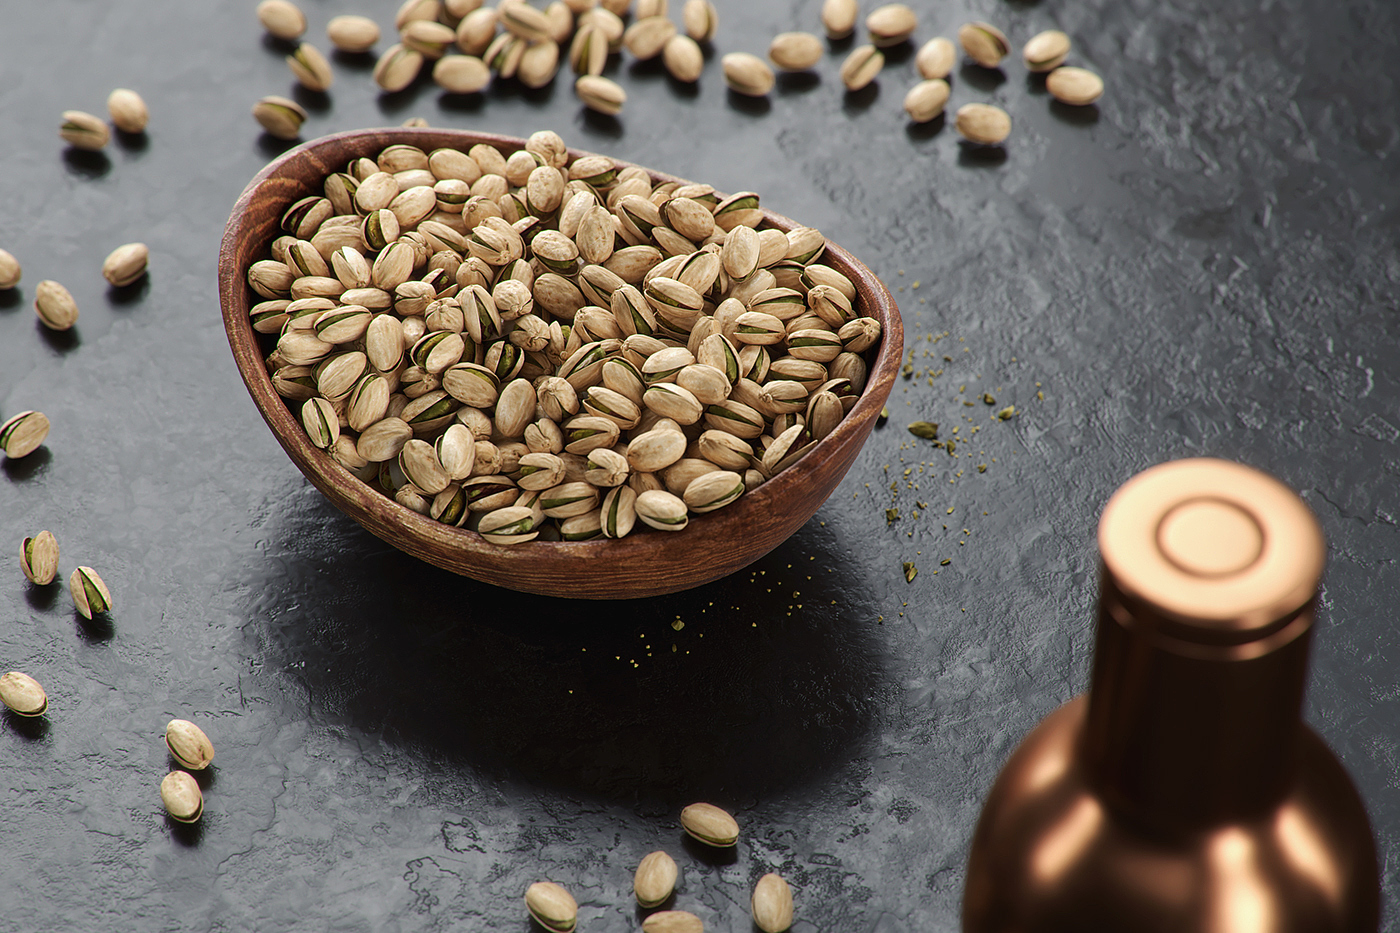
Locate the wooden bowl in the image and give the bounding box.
[218,129,903,598]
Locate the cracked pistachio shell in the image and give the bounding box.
[663,34,704,82]
[525,881,577,933]
[576,74,626,115]
[626,428,687,473]
[540,481,600,518]
[327,14,380,52]
[102,242,149,287]
[515,452,567,490]
[866,3,916,47]
[433,54,490,93]
[600,485,637,537]
[34,279,79,330]
[905,78,951,122]
[821,0,857,39]
[21,530,59,585]
[69,566,112,620]
[107,88,149,133]
[559,510,604,541]
[60,110,109,150]
[161,771,204,823]
[683,469,743,513]
[0,671,48,716]
[1024,29,1071,71]
[2,411,50,458]
[570,23,609,76]
[635,489,688,531]
[165,719,215,770]
[722,52,774,96]
[624,15,676,60]
[288,42,334,91]
[958,21,1010,68]
[680,802,739,846]
[955,103,1011,145]
[399,438,450,494]
[769,32,823,71]
[840,44,884,91]
[0,249,19,289]
[916,37,956,79]
[642,912,703,933]
[257,0,306,38]
[584,447,629,486]
[634,850,679,908]
[682,0,718,41]
[752,873,794,933]
[252,95,307,140]
[374,43,425,92]
[1046,66,1104,106]
[455,8,498,55]
[301,396,339,449]
[401,19,455,58]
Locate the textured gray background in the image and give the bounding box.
[1,0,1397,929]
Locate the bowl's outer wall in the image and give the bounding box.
[220,129,904,598]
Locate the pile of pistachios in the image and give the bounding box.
[250,131,880,545]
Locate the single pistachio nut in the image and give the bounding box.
[642,912,704,933]
[0,249,19,289]
[34,280,79,330]
[69,566,112,620]
[288,42,334,91]
[328,14,380,52]
[682,470,743,513]
[433,54,491,93]
[1,411,50,458]
[59,110,109,150]
[840,45,884,91]
[107,88,149,133]
[257,0,307,39]
[302,396,339,449]
[958,21,1010,68]
[682,0,718,42]
[866,3,916,47]
[161,771,204,824]
[722,53,774,96]
[165,719,216,770]
[752,873,794,933]
[576,75,626,115]
[402,19,456,58]
[524,881,577,933]
[904,79,950,122]
[479,505,541,545]
[20,531,59,585]
[102,242,149,287]
[570,22,609,76]
[821,0,858,39]
[500,1,552,41]
[955,103,1012,145]
[624,15,677,60]
[252,95,307,140]
[680,802,739,846]
[635,489,688,531]
[635,850,679,908]
[1046,66,1104,106]
[663,34,704,82]
[1024,29,1071,72]
[768,32,823,72]
[916,37,956,79]
[0,671,48,716]
[374,44,425,92]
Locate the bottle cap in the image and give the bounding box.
[1098,458,1323,635]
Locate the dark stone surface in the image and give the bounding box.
[1,0,1396,929]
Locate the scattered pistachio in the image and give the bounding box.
[252,95,307,140]
[722,52,775,96]
[20,531,59,585]
[69,565,112,620]
[0,249,19,289]
[327,14,380,53]
[1024,30,1071,72]
[821,0,858,39]
[374,43,425,92]
[904,79,950,123]
[908,421,938,440]
[642,911,703,933]
[34,280,79,330]
[575,74,626,115]
[916,37,956,79]
[682,0,718,42]
[0,671,48,717]
[903,562,917,582]
[680,802,739,847]
[866,4,917,48]
[524,881,578,933]
[287,42,335,91]
[257,0,307,39]
[769,32,823,72]
[958,21,1010,68]
[165,719,216,770]
[102,242,149,287]
[752,873,795,933]
[955,103,1011,145]
[663,34,704,82]
[634,850,679,908]
[1,411,50,458]
[997,405,1017,420]
[160,771,204,823]
[60,110,109,150]
[1046,66,1104,106]
[107,88,149,134]
[840,45,884,91]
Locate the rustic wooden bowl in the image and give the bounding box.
[219,129,903,598]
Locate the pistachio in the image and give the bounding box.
[58,109,109,150]
[500,1,552,41]
[642,912,703,933]
[519,40,562,89]
[680,802,739,846]
[374,44,425,92]
[840,44,884,91]
[0,249,19,289]
[1046,66,1104,106]
[683,470,743,512]
[1024,29,1071,72]
[916,37,956,79]
[904,79,950,123]
[358,417,414,462]
[257,0,306,39]
[752,873,794,933]
[288,42,334,90]
[682,0,718,42]
[20,530,59,586]
[600,485,637,537]
[634,850,679,908]
[69,566,112,620]
[525,881,577,933]
[160,771,204,824]
[102,242,149,287]
[165,719,216,770]
[476,505,539,545]
[866,3,916,47]
[34,280,79,330]
[635,488,688,531]
[1,411,50,458]
[663,34,704,83]
[0,671,48,717]
[625,16,678,60]
[252,95,307,140]
[958,21,1010,68]
[402,20,456,58]
[821,0,858,38]
[955,103,1012,145]
[456,8,499,55]
[302,396,340,449]
[575,74,626,115]
[570,23,609,76]
[327,14,380,53]
[584,447,630,486]
[559,510,604,540]
[722,53,774,96]
[107,88,149,134]
[395,0,439,30]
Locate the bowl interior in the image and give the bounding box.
[219,128,904,598]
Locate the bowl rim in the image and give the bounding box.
[219,127,904,588]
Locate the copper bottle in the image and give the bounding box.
[962,459,1380,932]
